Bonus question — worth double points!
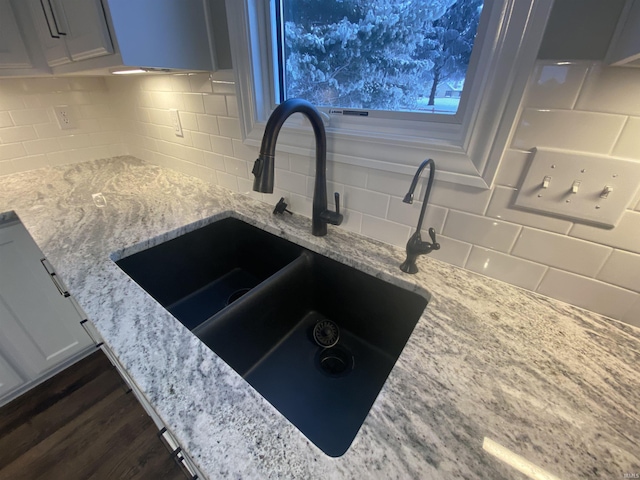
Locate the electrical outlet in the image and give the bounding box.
[53,105,75,130]
[169,109,184,137]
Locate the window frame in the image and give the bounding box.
[226,0,554,188]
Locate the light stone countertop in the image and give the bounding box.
[1,156,638,479]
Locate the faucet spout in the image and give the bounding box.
[252,98,342,236]
[400,159,440,274]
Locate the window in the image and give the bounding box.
[227,0,554,188]
[278,0,484,117]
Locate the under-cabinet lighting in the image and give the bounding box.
[111,69,147,75]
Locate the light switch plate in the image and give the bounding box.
[514,148,640,228]
[169,109,183,137]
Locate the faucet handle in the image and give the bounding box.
[428,227,440,250]
[320,192,344,226]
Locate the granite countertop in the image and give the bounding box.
[1,156,638,479]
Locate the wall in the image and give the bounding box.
[102,63,640,327]
[0,66,639,327]
[0,77,126,176]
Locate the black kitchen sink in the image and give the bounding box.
[116,217,429,456]
[116,218,302,330]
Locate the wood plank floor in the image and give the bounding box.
[0,350,189,480]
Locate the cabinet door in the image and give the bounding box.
[53,0,113,62]
[0,0,32,68]
[0,222,92,379]
[27,0,72,67]
[0,351,24,399]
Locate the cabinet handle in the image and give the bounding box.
[39,0,66,38]
[40,258,70,297]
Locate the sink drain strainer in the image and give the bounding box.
[313,320,340,348]
[227,288,251,305]
[317,346,354,377]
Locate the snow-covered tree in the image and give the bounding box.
[283,0,482,111]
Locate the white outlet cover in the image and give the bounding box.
[53,105,75,130]
[169,109,184,137]
[514,148,640,228]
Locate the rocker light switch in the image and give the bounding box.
[514,148,640,228]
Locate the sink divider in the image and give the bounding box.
[192,252,313,373]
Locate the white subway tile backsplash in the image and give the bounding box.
[210,135,234,156]
[523,62,589,110]
[78,104,112,120]
[226,96,239,118]
[537,269,637,320]
[196,114,219,135]
[429,182,492,215]
[182,93,205,114]
[612,117,640,160]
[466,246,548,291]
[343,186,389,217]
[90,131,122,147]
[513,108,627,154]
[289,153,313,175]
[147,108,170,126]
[275,169,307,195]
[326,162,367,188]
[512,228,611,277]
[223,156,249,178]
[23,138,60,155]
[0,111,13,127]
[366,169,416,197]
[57,134,91,150]
[216,170,239,192]
[0,143,26,161]
[569,211,640,254]
[486,186,573,234]
[494,149,531,188]
[231,139,258,163]
[0,159,18,176]
[386,197,447,233]
[9,108,50,126]
[170,75,192,93]
[217,117,242,139]
[188,73,213,94]
[339,209,363,234]
[0,95,25,110]
[575,63,640,116]
[361,215,409,248]
[203,151,225,171]
[0,125,38,143]
[621,297,640,327]
[203,95,227,116]
[178,111,198,131]
[428,235,472,267]
[596,250,640,292]
[443,210,521,252]
[191,132,212,152]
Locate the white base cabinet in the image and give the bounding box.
[0,219,93,406]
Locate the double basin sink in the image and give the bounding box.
[116,217,428,457]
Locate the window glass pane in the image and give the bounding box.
[280,0,484,115]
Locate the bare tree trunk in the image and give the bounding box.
[428,68,441,106]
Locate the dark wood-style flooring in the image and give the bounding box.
[0,350,189,480]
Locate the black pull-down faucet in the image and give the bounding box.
[400,158,440,274]
[252,98,343,236]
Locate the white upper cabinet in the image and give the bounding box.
[607,0,640,67]
[28,0,113,67]
[2,0,226,75]
[0,0,33,69]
